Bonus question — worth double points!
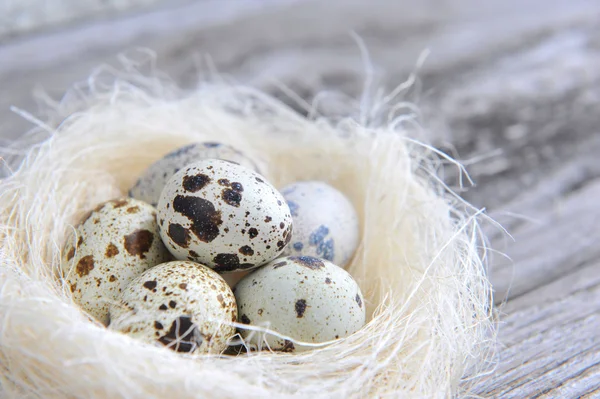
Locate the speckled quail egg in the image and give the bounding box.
[281,181,359,268]
[61,198,171,325]
[129,142,264,207]
[157,159,293,273]
[109,261,237,354]
[234,255,366,352]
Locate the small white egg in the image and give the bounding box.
[157,159,293,273]
[109,261,237,354]
[130,142,264,206]
[234,255,366,352]
[281,181,359,268]
[61,198,171,325]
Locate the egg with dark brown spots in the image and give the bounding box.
[61,198,171,325]
[281,181,359,268]
[109,261,237,354]
[157,159,293,273]
[129,142,265,207]
[234,255,366,352]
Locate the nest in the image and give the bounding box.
[0,60,494,398]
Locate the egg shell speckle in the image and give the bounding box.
[234,255,366,352]
[129,142,264,207]
[281,181,360,268]
[157,159,293,273]
[109,261,237,354]
[61,198,171,325]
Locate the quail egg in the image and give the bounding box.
[234,255,366,352]
[281,181,359,268]
[61,198,171,325]
[157,159,293,273]
[129,142,264,207]
[109,261,237,354]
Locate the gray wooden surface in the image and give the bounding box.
[1,0,599,397]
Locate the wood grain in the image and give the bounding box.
[2,0,600,396]
[471,184,600,397]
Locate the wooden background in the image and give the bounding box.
[1,0,599,397]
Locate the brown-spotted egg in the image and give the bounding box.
[129,142,264,207]
[281,181,359,268]
[234,255,366,352]
[109,261,237,354]
[157,159,293,273]
[61,198,171,325]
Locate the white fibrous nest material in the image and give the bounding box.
[0,61,495,398]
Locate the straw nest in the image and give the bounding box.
[0,60,494,398]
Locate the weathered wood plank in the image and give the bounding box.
[472,258,600,397]
[0,0,305,143]
[0,0,167,41]
[2,0,600,396]
[2,0,597,142]
[490,176,600,303]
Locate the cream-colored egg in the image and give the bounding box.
[234,255,366,352]
[281,181,359,268]
[61,198,171,325]
[109,261,237,354]
[129,142,264,207]
[157,159,293,273]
